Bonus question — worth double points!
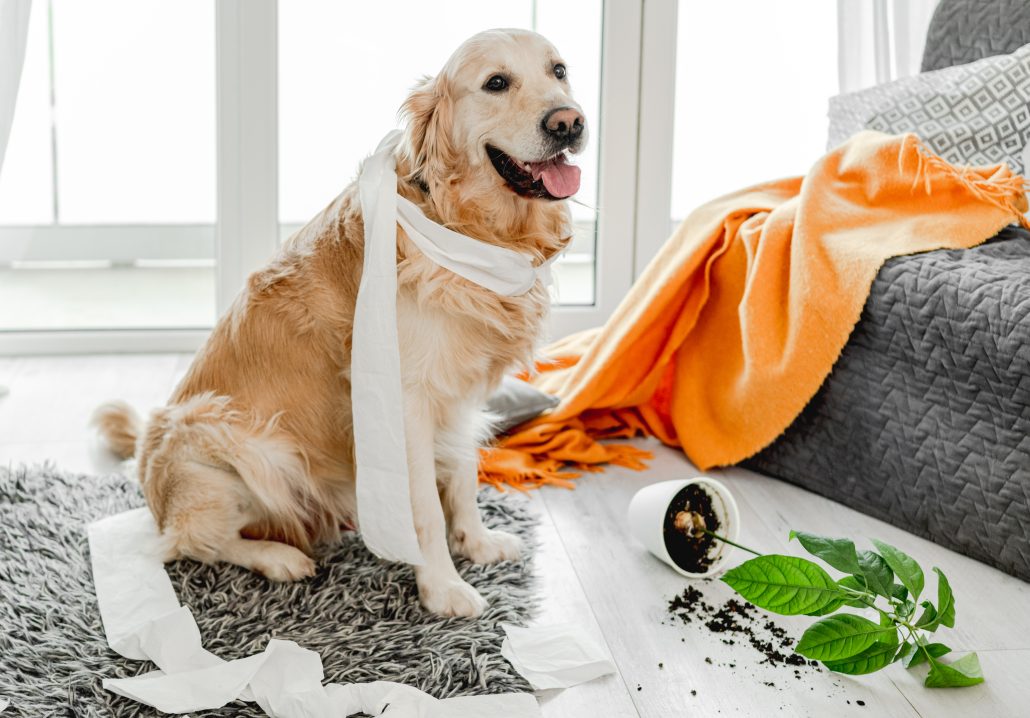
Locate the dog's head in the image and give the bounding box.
[398,29,586,221]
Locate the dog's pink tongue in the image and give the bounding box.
[530,156,581,198]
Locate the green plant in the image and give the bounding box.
[719,531,982,688]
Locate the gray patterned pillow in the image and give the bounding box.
[828,43,1030,175]
[486,375,559,434]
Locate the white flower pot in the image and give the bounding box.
[627,477,741,578]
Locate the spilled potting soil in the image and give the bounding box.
[663,581,865,710]
[667,585,814,670]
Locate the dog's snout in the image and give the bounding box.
[542,107,585,143]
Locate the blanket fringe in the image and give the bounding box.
[478,429,654,492]
[903,134,1030,230]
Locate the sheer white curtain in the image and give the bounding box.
[837,0,940,93]
[0,0,32,395]
[1,0,31,169]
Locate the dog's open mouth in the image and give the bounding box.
[486,145,581,200]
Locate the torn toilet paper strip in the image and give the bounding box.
[500,623,616,690]
[352,129,426,567]
[88,508,541,716]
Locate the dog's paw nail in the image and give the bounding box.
[420,578,488,618]
[451,528,522,564]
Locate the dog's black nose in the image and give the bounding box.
[542,107,585,143]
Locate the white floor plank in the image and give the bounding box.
[509,492,641,717]
[0,439,123,476]
[0,353,182,444]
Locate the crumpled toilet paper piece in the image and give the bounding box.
[104,649,269,713]
[87,508,184,660]
[500,623,616,690]
[88,508,541,717]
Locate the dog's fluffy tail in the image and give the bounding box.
[92,401,143,459]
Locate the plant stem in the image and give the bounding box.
[701,529,763,557]
[836,584,883,611]
[901,621,941,668]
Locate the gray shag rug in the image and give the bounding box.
[0,465,537,717]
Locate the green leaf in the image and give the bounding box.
[897,641,913,665]
[837,576,871,608]
[823,641,902,675]
[925,652,984,688]
[857,550,895,597]
[721,555,843,615]
[890,583,909,602]
[916,570,955,632]
[796,614,897,661]
[934,568,956,628]
[875,615,899,646]
[790,531,862,574]
[915,601,938,631]
[871,539,924,600]
[805,596,847,616]
[903,642,951,669]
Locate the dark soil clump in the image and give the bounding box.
[667,588,810,669]
[663,484,720,573]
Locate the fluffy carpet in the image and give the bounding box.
[0,465,538,716]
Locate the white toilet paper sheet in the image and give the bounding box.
[500,623,616,690]
[87,508,541,717]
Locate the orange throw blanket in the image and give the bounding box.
[478,131,1029,491]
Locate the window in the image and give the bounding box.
[1,1,906,352]
[670,0,839,226]
[0,0,610,348]
[0,0,217,332]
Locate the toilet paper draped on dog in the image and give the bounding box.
[353,130,556,565]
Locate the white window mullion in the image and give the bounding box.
[891,0,938,80]
[633,0,678,278]
[549,0,642,340]
[838,0,874,94]
[215,0,279,315]
[871,0,893,84]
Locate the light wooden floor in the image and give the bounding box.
[1,354,1027,717]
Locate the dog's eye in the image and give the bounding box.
[554,64,567,80]
[483,75,509,93]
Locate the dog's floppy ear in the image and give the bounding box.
[399,74,454,187]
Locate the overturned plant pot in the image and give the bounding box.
[628,478,740,578]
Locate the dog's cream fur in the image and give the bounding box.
[93,29,585,617]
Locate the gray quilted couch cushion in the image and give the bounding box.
[921,0,1030,72]
[747,226,1030,580]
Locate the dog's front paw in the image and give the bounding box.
[254,544,316,582]
[450,527,522,565]
[418,576,488,618]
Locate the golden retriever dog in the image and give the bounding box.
[93,29,586,618]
